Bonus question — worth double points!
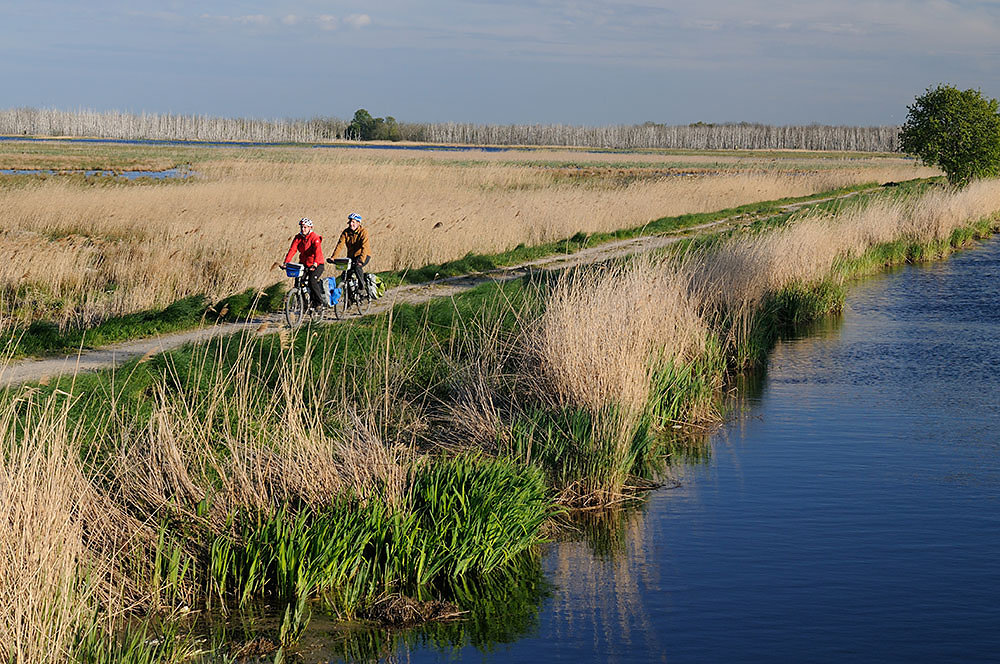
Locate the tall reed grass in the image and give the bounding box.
[0,392,93,664]
[0,319,552,660]
[1,147,935,333]
[523,179,1000,503]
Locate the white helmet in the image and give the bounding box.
[299,217,313,227]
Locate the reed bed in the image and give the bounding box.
[536,257,708,417]
[690,177,1000,352]
[1,147,935,333]
[5,175,999,660]
[0,394,93,664]
[526,179,1000,502]
[0,319,552,661]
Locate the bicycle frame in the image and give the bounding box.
[330,257,370,315]
[283,263,317,327]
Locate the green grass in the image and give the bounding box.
[733,280,848,370]
[318,554,550,661]
[10,294,211,357]
[5,283,285,359]
[72,617,203,664]
[203,456,551,618]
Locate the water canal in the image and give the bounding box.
[318,236,1000,663]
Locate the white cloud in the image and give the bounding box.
[236,14,269,26]
[191,11,371,33]
[317,14,339,31]
[344,14,372,29]
[691,19,722,30]
[808,21,865,35]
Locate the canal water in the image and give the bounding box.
[310,236,1000,663]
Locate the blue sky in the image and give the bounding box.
[3,0,1000,126]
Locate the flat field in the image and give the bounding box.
[0,140,937,331]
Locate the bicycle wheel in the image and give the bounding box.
[332,278,348,319]
[354,285,372,315]
[284,287,306,328]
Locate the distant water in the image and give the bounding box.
[0,166,192,179]
[381,236,1000,663]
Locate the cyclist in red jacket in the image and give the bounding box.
[281,217,326,309]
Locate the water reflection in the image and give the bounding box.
[288,555,550,663]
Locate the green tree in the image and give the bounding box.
[346,109,403,141]
[899,85,1000,186]
[346,109,376,141]
[373,115,401,141]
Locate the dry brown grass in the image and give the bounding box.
[693,178,1000,319]
[0,393,90,663]
[537,178,1000,426]
[0,328,423,659]
[0,389,139,663]
[1,146,936,331]
[3,177,998,655]
[530,257,712,505]
[537,256,707,418]
[525,179,1000,504]
[109,333,414,528]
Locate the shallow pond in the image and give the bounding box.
[319,236,1000,663]
[0,166,193,179]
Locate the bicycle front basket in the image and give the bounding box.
[285,262,303,278]
[331,257,352,270]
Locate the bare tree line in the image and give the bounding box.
[0,107,901,152]
[418,121,901,151]
[0,108,347,144]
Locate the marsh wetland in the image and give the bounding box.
[3,139,999,663]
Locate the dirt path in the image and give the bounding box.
[0,190,869,387]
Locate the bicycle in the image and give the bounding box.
[283,262,327,327]
[329,257,371,317]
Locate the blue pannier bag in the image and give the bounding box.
[325,277,341,306]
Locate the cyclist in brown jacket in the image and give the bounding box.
[328,212,372,298]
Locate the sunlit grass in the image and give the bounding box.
[0,142,935,334]
[3,174,999,661]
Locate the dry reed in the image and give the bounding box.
[536,256,707,418]
[108,332,414,530]
[1,148,935,332]
[533,180,1000,493]
[0,327,422,659]
[3,177,998,656]
[0,389,146,663]
[693,179,1000,318]
[0,392,92,664]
